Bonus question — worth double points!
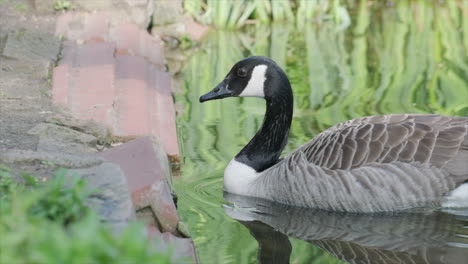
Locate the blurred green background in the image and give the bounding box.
[175,0,468,263]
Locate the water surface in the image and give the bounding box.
[174,1,468,263]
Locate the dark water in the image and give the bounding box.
[174,1,468,263]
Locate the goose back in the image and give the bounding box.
[298,114,467,176]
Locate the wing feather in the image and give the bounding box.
[295,114,468,174]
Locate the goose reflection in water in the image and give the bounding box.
[223,193,468,264]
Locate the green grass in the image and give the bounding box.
[0,166,173,264]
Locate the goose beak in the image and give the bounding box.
[199,80,233,103]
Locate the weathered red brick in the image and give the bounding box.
[148,69,179,157]
[59,40,77,66]
[83,12,109,42]
[111,23,164,68]
[54,14,179,158]
[75,42,115,67]
[52,64,70,106]
[113,79,150,135]
[139,31,165,68]
[71,65,115,127]
[99,137,179,233]
[112,23,140,54]
[113,55,150,135]
[115,55,147,80]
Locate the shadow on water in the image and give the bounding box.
[174,1,468,263]
[225,193,468,264]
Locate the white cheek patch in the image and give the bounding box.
[239,64,267,97]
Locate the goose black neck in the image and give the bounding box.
[235,72,293,172]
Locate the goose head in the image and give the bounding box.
[199,56,294,175]
[199,56,290,102]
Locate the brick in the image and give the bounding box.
[99,137,179,233]
[111,23,140,54]
[75,42,115,67]
[113,78,150,135]
[148,69,179,157]
[100,137,167,189]
[52,64,70,105]
[138,31,164,68]
[111,24,164,68]
[71,65,115,126]
[59,40,77,66]
[53,13,179,159]
[83,12,110,42]
[113,55,150,135]
[115,55,147,80]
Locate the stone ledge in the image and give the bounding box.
[2,29,61,62]
[69,162,136,234]
[0,148,104,168]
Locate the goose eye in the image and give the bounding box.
[237,68,247,77]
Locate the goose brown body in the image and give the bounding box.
[252,114,468,212]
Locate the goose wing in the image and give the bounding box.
[295,114,468,182]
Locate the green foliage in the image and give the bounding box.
[54,0,74,11]
[0,165,15,194]
[180,35,197,49]
[185,0,256,29]
[27,169,92,225]
[0,167,172,264]
[183,0,349,28]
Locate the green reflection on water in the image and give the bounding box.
[174,1,468,263]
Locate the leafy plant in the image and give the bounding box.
[0,167,174,264]
[0,165,15,194]
[54,0,74,11]
[27,168,92,225]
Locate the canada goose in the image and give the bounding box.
[199,56,468,212]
